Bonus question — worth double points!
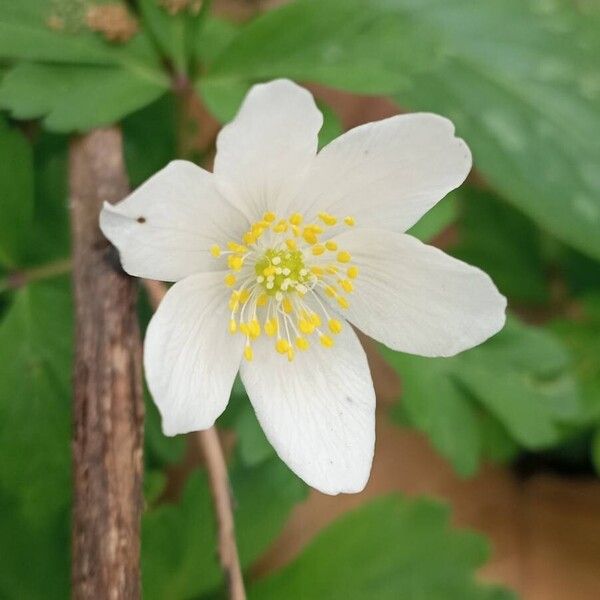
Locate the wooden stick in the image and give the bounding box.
[143,279,247,600]
[70,128,145,599]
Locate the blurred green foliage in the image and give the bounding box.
[0,0,599,597]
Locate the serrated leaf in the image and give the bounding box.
[0,280,72,523]
[0,1,170,131]
[0,62,167,132]
[249,495,516,600]
[0,116,33,267]
[381,317,583,475]
[394,0,600,261]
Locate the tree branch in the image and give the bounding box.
[70,128,145,599]
[143,279,247,600]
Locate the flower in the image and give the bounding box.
[100,79,506,495]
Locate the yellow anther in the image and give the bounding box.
[339,279,354,293]
[285,238,297,251]
[320,334,334,348]
[265,319,278,337]
[244,345,254,361]
[303,230,318,245]
[240,322,250,335]
[296,337,310,351]
[248,319,261,338]
[325,285,336,297]
[243,231,256,245]
[257,293,268,307]
[311,266,324,276]
[344,216,355,226]
[263,211,276,222]
[282,298,293,314]
[325,241,338,251]
[263,266,276,277]
[287,348,295,362]
[228,255,243,270]
[224,274,236,287]
[318,212,337,226]
[276,338,290,354]
[310,312,322,327]
[227,242,246,252]
[312,244,325,256]
[228,292,239,310]
[292,225,301,237]
[328,319,343,334]
[337,251,351,263]
[347,266,359,279]
[228,319,237,334]
[298,319,314,334]
[210,244,221,257]
[337,296,350,309]
[290,213,303,226]
[239,290,250,303]
[273,220,288,233]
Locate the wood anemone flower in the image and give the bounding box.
[100,79,506,495]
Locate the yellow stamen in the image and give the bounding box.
[328,319,343,334]
[320,334,334,348]
[244,345,254,361]
[263,211,276,222]
[296,337,310,350]
[347,266,359,279]
[325,241,338,251]
[224,274,236,287]
[210,244,221,257]
[228,319,237,334]
[285,238,297,251]
[337,296,350,309]
[339,279,353,293]
[276,338,290,354]
[265,319,278,337]
[318,212,337,226]
[344,216,355,226]
[337,251,351,263]
[282,298,293,314]
[312,244,325,256]
[290,213,303,226]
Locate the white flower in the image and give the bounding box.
[100,79,506,495]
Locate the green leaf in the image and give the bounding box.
[408,193,457,243]
[0,490,69,600]
[592,428,600,476]
[0,1,170,131]
[381,317,583,476]
[235,402,275,467]
[549,294,600,421]
[207,0,439,95]
[137,0,211,75]
[0,116,33,267]
[142,457,306,599]
[123,93,177,188]
[0,280,72,523]
[0,62,167,132]
[452,188,548,304]
[250,495,516,600]
[195,15,239,67]
[394,0,600,261]
[145,393,186,468]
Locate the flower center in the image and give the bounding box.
[210,212,358,362]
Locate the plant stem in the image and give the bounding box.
[70,128,144,599]
[143,279,247,600]
[0,257,72,293]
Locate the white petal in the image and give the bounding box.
[240,326,375,495]
[214,79,323,221]
[144,272,244,435]
[100,160,248,282]
[331,229,506,357]
[283,113,471,232]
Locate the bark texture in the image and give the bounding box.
[70,128,144,599]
